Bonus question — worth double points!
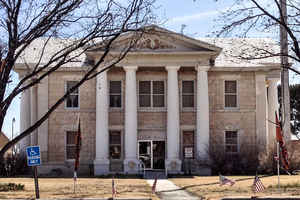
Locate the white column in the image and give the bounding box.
[268,78,279,150]
[94,70,110,175]
[255,73,268,161]
[20,87,31,153]
[30,83,38,146]
[196,66,210,163]
[165,66,181,172]
[123,66,139,173]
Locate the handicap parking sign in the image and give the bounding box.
[26,146,41,166]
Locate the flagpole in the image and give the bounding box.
[277,141,280,191]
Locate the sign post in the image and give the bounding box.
[26,146,41,199]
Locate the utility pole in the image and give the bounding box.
[280,0,291,141]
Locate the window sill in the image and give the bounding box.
[138,107,167,112]
[109,108,123,112]
[181,108,196,112]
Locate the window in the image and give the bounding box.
[109,81,122,108]
[139,81,165,108]
[182,131,194,159]
[66,81,79,108]
[66,131,77,159]
[109,131,121,159]
[182,81,194,108]
[225,80,237,108]
[225,131,238,154]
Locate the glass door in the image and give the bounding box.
[138,140,152,169]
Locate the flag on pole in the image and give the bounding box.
[219,175,235,186]
[112,178,117,198]
[74,117,82,181]
[252,175,265,193]
[152,178,157,194]
[275,111,289,170]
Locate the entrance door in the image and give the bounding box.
[138,141,152,169]
[138,140,165,170]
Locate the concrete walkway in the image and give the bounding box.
[147,179,200,200]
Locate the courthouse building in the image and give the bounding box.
[15,26,281,175]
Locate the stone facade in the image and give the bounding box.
[15,26,281,176]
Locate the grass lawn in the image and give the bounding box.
[0,178,159,199]
[171,175,300,200]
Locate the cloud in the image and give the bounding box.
[169,10,219,24]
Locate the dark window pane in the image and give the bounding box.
[66,94,78,108]
[225,81,237,93]
[139,95,151,107]
[139,81,151,94]
[110,81,121,93]
[110,95,121,107]
[66,146,76,159]
[153,81,164,94]
[110,145,121,159]
[67,81,78,94]
[182,81,194,93]
[225,94,237,107]
[67,131,77,144]
[109,131,121,145]
[153,95,164,107]
[182,95,194,107]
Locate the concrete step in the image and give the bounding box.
[144,170,167,179]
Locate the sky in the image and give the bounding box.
[2,0,299,139]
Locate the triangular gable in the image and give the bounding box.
[89,25,222,55]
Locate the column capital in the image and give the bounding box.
[165,66,180,71]
[195,65,210,72]
[123,66,138,71]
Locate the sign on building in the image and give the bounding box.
[26,146,41,166]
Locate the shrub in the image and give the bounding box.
[0,183,24,191]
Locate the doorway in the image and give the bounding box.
[138,140,165,170]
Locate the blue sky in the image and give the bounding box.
[3,0,299,139]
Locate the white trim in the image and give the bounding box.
[64,80,80,110]
[223,130,240,154]
[223,80,239,110]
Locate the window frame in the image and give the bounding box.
[182,130,195,159]
[138,80,166,109]
[224,130,239,155]
[109,80,122,108]
[181,80,195,109]
[65,130,77,161]
[224,80,238,109]
[65,81,80,109]
[109,130,122,160]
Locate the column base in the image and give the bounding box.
[165,158,182,174]
[123,158,140,174]
[94,159,110,175]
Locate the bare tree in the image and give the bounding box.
[0,0,155,159]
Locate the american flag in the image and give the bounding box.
[112,178,117,198]
[219,175,235,186]
[252,175,265,193]
[152,178,157,194]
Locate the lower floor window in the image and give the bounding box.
[66,131,77,159]
[109,131,121,159]
[225,130,238,154]
[182,131,194,159]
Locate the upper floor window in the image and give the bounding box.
[182,81,194,108]
[225,80,237,108]
[109,81,122,108]
[66,131,77,160]
[66,81,79,108]
[139,81,165,108]
[109,131,121,159]
[225,130,238,154]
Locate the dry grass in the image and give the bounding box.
[0,178,159,199]
[171,175,300,200]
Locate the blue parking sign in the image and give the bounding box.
[26,146,41,166]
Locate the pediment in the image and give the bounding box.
[89,25,222,54]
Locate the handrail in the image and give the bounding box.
[165,165,168,178]
[138,160,146,178]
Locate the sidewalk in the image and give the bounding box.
[147,179,200,200]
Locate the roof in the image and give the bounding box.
[15,26,281,69]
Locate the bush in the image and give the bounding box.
[0,183,24,191]
[0,153,29,176]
